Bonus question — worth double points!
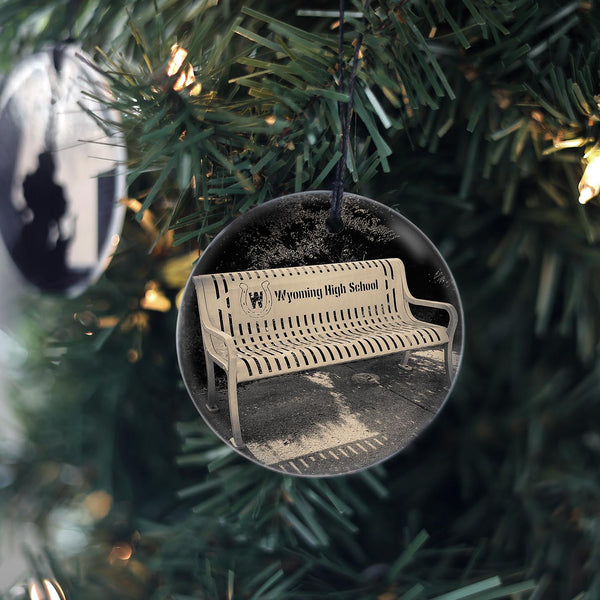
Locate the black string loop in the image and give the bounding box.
[326,0,371,233]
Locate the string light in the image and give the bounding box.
[83,489,113,520]
[578,153,600,204]
[28,582,42,600]
[140,282,172,312]
[29,579,66,600]
[43,579,66,600]
[167,44,202,96]
[109,542,133,564]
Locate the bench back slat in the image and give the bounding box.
[194,259,415,343]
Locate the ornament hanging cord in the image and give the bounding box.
[326,0,372,233]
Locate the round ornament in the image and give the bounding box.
[177,191,464,477]
[0,44,126,296]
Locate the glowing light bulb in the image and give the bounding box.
[43,579,66,600]
[167,44,188,78]
[140,282,172,312]
[167,44,201,95]
[28,579,65,600]
[578,154,600,204]
[109,542,133,564]
[29,582,43,600]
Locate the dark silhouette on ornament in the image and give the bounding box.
[14,151,74,289]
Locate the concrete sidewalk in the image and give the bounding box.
[202,348,459,476]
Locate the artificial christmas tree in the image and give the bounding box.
[1,1,600,599]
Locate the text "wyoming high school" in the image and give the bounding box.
[273,281,379,304]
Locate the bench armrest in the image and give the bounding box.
[200,321,237,364]
[405,294,458,342]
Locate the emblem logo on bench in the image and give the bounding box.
[240,281,273,317]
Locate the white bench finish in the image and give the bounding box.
[193,258,458,448]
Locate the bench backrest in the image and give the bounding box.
[193,258,413,341]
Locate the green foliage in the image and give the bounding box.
[93,2,393,245]
[0,0,226,69]
[160,422,540,599]
[3,220,184,510]
[3,0,600,599]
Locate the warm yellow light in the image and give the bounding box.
[127,349,140,363]
[29,582,43,600]
[43,579,66,600]
[579,154,600,204]
[141,283,172,312]
[84,489,113,520]
[167,45,188,77]
[96,316,120,329]
[167,44,200,93]
[174,66,196,91]
[109,543,133,563]
[28,580,65,600]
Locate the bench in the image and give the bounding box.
[193,258,458,448]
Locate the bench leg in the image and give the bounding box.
[444,343,453,383]
[205,354,219,413]
[228,375,245,449]
[400,351,412,368]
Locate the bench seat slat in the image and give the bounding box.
[233,321,449,381]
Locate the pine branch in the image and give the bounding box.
[4,2,600,599]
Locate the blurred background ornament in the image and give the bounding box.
[0,44,126,296]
